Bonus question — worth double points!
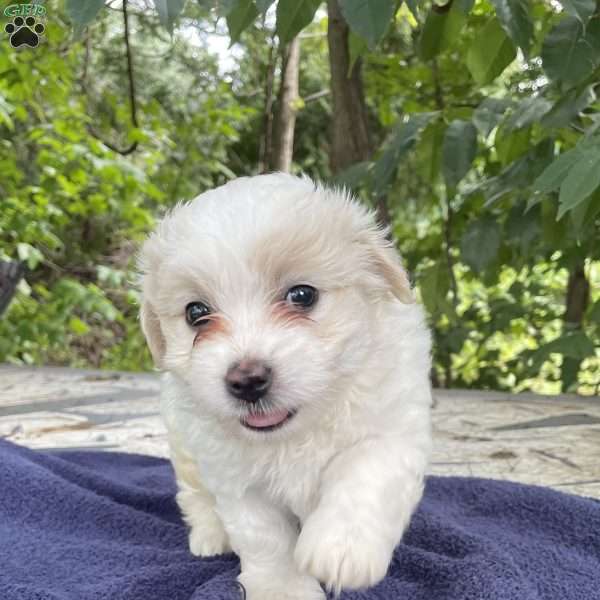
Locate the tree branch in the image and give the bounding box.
[258,33,277,173]
[432,58,459,307]
[85,0,139,156]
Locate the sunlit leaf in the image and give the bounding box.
[466,18,516,85]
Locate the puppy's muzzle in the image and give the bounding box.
[225,359,272,403]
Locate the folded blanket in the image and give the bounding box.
[0,439,598,600]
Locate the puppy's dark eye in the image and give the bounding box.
[285,285,318,308]
[185,301,211,326]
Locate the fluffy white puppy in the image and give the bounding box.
[138,173,432,600]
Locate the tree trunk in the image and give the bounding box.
[0,261,24,317]
[271,36,300,173]
[326,0,371,173]
[258,40,277,174]
[565,262,589,327]
[561,261,590,392]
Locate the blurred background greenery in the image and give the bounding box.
[0,0,598,395]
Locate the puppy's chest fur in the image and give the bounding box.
[162,374,346,521]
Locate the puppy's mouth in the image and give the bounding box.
[240,408,297,432]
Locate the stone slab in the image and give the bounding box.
[1,365,599,498]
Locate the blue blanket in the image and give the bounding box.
[0,439,598,600]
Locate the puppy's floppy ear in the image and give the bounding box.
[366,231,415,304]
[140,301,166,367]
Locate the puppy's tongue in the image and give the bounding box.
[244,409,290,428]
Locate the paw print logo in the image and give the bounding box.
[5,15,45,48]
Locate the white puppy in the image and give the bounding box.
[138,173,432,599]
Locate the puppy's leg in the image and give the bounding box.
[169,436,231,557]
[217,491,325,600]
[294,426,430,593]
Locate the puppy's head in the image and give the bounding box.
[138,174,415,440]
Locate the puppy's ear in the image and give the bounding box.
[140,301,166,367]
[367,233,415,304]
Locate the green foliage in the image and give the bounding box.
[66,0,106,33]
[227,0,259,43]
[541,17,600,87]
[466,18,516,85]
[339,0,397,48]
[3,0,599,395]
[0,3,253,370]
[419,4,466,60]
[442,120,477,192]
[154,0,188,34]
[490,0,532,55]
[275,0,321,43]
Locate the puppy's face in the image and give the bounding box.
[139,175,414,440]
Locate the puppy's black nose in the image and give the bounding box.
[225,359,272,403]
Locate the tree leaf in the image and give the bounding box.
[541,17,600,87]
[153,0,187,34]
[460,217,501,273]
[535,331,595,362]
[256,0,275,13]
[333,161,372,190]
[339,0,397,48]
[416,120,446,182]
[348,31,369,74]
[533,147,581,193]
[418,261,450,315]
[558,145,600,218]
[495,126,530,165]
[455,0,475,13]
[419,3,466,60]
[276,0,321,44]
[227,0,259,44]
[473,98,511,137]
[442,119,478,191]
[66,0,106,30]
[373,112,438,192]
[504,96,552,131]
[466,18,516,85]
[558,0,595,24]
[490,0,533,55]
[483,140,553,206]
[541,85,595,129]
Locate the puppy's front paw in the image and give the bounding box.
[294,510,394,592]
[188,516,231,557]
[239,570,325,600]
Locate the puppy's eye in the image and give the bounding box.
[285,285,318,308]
[185,301,211,326]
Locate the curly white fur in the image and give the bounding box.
[138,173,432,599]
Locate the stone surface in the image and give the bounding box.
[1,365,599,498]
